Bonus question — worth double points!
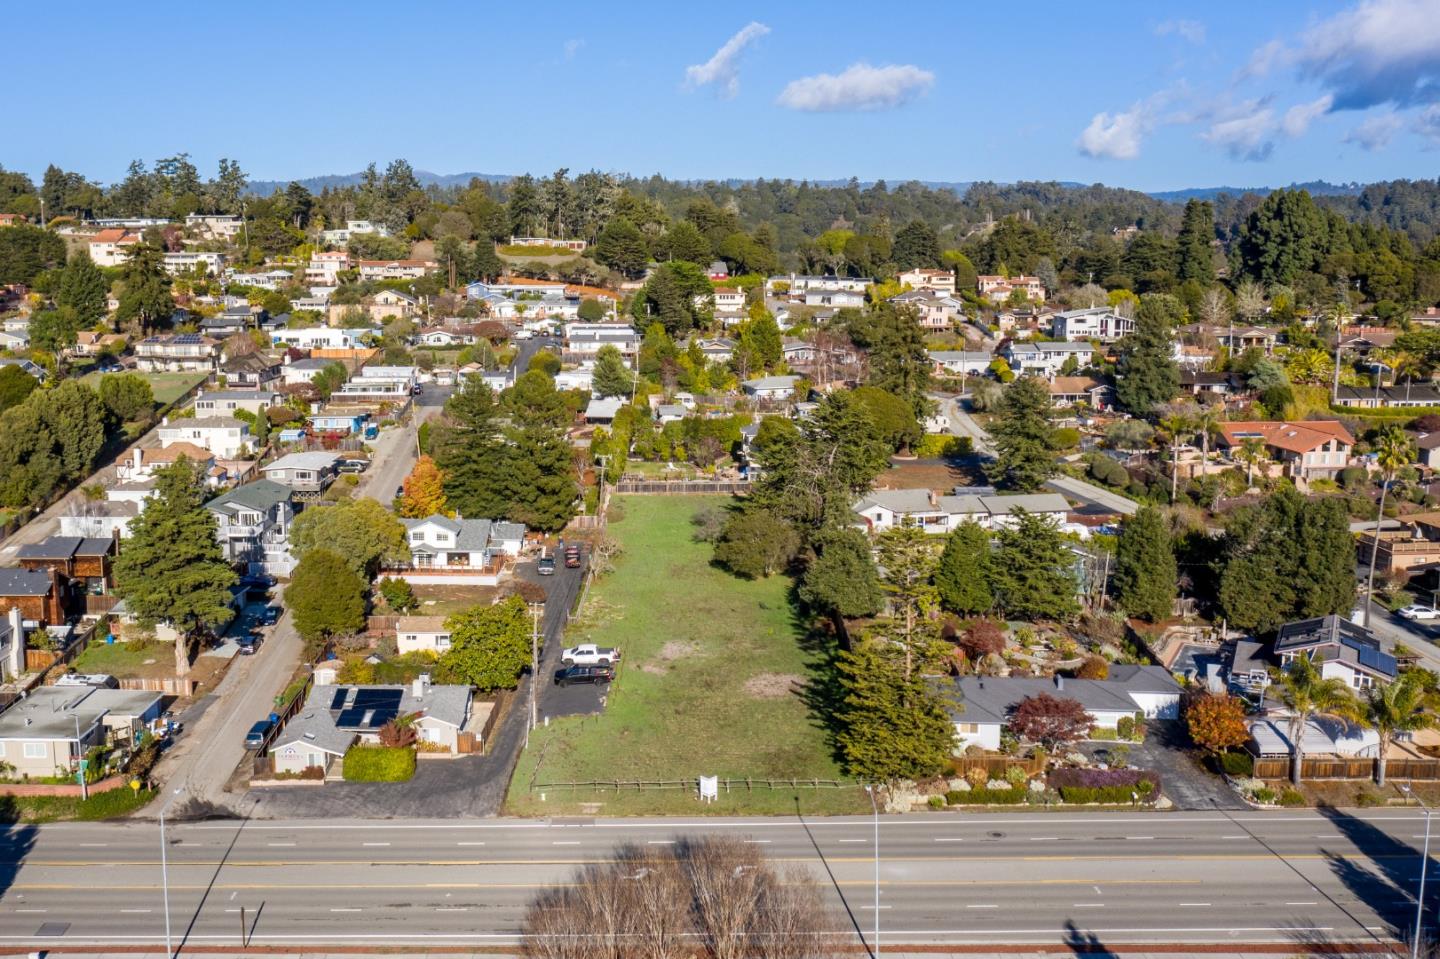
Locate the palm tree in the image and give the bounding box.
[1276,656,1360,786]
[1236,436,1268,489]
[1363,426,1416,628]
[1363,674,1434,787]
[1157,413,1194,502]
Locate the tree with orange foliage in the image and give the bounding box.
[1184,693,1250,754]
[399,455,448,518]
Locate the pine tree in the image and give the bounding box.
[935,521,994,615]
[591,344,633,398]
[992,510,1079,621]
[836,640,956,782]
[892,220,942,270]
[434,379,512,520]
[798,527,883,619]
[55,251,108,323]
[986,377,1056,491]
[399,455,448,518]
[1175,199,1216,285]
[114,242,175,333]
[1115,293,1182,416]
[112,460,237,676]
[1114,506,1177,622]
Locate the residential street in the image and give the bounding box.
[0,808,1431,950]
[353,384,450,504]
[148,589,303,811]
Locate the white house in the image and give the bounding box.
[88,228,140,267]
[1273,615,1398,690]
[564,323,639,357]
[184,214,244,239]
[319,219,390,246]
[194,390,281,418]
[1002,341,1095,377]
[389,515,526,585]
[162,251,226,276]
[929,350,993,375]
[135,333,221,372]
[272,327,376,351]
[897,268,957,296]
[157,417,252,459]
[394,616,453,655]
[852,488,1070,534]
[742,375,801,401]
[357,259,437,281]
[1050,307,1135,343]
[892,290,964,332]
[802,288,866,309]
[946,668,1181,751]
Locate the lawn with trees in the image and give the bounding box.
[508,496,867,816]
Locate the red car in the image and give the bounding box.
[564,545,581,568]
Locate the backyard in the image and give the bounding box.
[507,496,868,816]
[79,370,206,407]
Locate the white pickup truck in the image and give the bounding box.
[561,643,620,666]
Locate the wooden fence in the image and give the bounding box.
[118,676,197,697]
[1252,756,1440,780]
[952,754,1048,779]
[614,479,752,495]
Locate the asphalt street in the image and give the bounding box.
[0,809,1433,950]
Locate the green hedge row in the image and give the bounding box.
[1331,404,1440,420]
[1058,782,1155,804]
[342,746,416,782]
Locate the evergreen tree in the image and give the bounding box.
[0,365,36,413]
[738,312,783,370]
[862,303,933,419]
[439,595,532,691]
[892,219,943,270]
[991,510,1078,621]
[55,251,108,322]
[986,376,1056,491]
[935,521,994,615]
[113,242,175,333]
[98,372,154,422]
[714,508,799,578]
[1175,199,1216,285]
[875,525,942,680]
[798,526,883,619]
[434,378,512,520]
[288,549,367,648]
[1115,293,1182,416]
[112,460,237,676]
[591,344,633,398]
[592,217,648,277]
[1114,506,1177,622]
[836,640,955,782]
[28,308,82,354]
[399,455,448,518]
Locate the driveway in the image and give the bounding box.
[354,384,450,504]
[1084,720,1246,811]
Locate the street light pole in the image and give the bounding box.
[1405,785,1433,959]
[158,786,183,959]
[72,715,87,801]
[864,785,880,959]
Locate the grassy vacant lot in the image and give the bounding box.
[508,496,867,816]
[79,370,206,406]
[71,639,168,677]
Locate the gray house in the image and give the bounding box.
[260,451,341,498]
[206,480,296,575]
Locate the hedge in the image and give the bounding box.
[342,746,416,782]
[1058,783,1155,804]
[1217,751,1254,777]
[945,787,1027,805]
[1049,767,1161,800]
[1331,404,1440,420]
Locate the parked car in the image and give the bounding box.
[514,329,534,340]
[1398,604,1440,621]
[244,719,274,750]
[261,605,281,626]
[554,664,613,687]
[564,545,581,568]
[96,361,124,374]
[236,634,260,655]
[240,574,275,591]
[561,643,619,666]
[336,458,369,474]
[537,556,556,576]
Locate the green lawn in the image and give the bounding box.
[507,496,867,816]
[79,371,206,407]
[71,639,167,678]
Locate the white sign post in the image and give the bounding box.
[698,775,718,803]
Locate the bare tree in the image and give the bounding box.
[522,837,840,959]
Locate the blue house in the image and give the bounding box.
[307,413,367,435]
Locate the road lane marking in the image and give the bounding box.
[1029,837,1058,841]
[1179,903,1211,907]
[646,840,674,845]
[860,905,892,910]
[362,842,391,847]
[965,904,998,909]
[267,842,295,847]
[13,909,44,913]
[329,908,362,912]
[743,840,770,845]
[1125,836,1154,840]
[436,907,469,912]
[551,841,581,846]
[1286,901,1318,906]
[933,838,964,843]
[120,909,151,914]
[837,839,867,843]
[78,843,108,847]
[456,842,485,846]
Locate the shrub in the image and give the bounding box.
[1252,787,1277,804]
[1004,765,1028,786]
[342,746,416,782]
[965,766,990,786]
[1076,655,1108,680]
[1338,466,1369,489]
[1279,788,1306,807]
[957,620,1006,660]
[1217,751,1254,777]
[945,787,1026,806]
[76,787,156,820]
[927,795,946,809]
[1049,767,1160,803]
[1115,715,1145,742]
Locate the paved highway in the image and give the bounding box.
[0,809,1433,950]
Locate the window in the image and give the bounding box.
[956,723,980,733]
[23,742,46,759]
[437,635,452,649]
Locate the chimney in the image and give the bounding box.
[413,674,430,699]
[161,415,169,426]
[1055,675,1065,691]
[132,448,142,470]
[7,607,22,678]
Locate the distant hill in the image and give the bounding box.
[1148,180,1366,202]
[244,170,511,196]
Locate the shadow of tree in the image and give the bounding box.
[1316,803,1435,945]
[0,800,38,933]
[1063,919,1120,958]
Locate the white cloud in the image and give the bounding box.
[1281,94,1334,137]
[1076,106,1149,160]
[776,63,935,112]
[684,22,770,98]
[1201,100,1277,161]
[1342,111,1404,149]
[1239,39,1287,81]
[1413,104,1440,143]
[1291,0,1440,110]
[1155,19,1206,44]
[563,39,584,60]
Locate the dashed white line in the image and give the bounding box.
[1073,903,1106,908]
[456,842,486,846]
[1286,902,1318,906]
[647,840,674,845]
[552,841,581,846]
[1029,837,1059,841]
[965,904,998,909]
[860,905,892,910]
[837,838,867,843]
[267,842,296,847]
[362,842,391,847]
[1178,903,1211,907]
[78,843,108,847]
[436,907,469,912]
[743,840,771,845]
[1126,836,1154,841]
[933,838,964,843]
[330,908,362,913]
[120,909,151,914]
[13,909,45,914]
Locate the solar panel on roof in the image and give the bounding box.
[173,334,203,344]
[1357,645,1395,673]
[354,689,402,709]
[366,708,398,729]
[336,707,367,728]
[330,689,348,710]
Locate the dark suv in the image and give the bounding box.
[554,664,614,687]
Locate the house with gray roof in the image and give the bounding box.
[260,450,341,496]
[1274,615,1397,690]
[394,515,526,585]
[0,685,162,778]
[742,375,801,401]
[269,676,473,775]
[853,487,1070,534]
[206,480,296,576]
[946,669,1181,751]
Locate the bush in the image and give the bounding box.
[342,746,416,782]
[1279,787,1306,807]
[76,787,156,820]
[1049,767,1160,803]
[927,795,946,809]
[1252,787,1277,804]
[965,766,990,786]
[1115,714,1145,742]
[1076,655,1108,680]
[1004,765,1029,786]
[946,787,1027,805]
[1217,751,1254,777]
[1338,466,1369,489]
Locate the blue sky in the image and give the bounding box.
[6,0,1439,192]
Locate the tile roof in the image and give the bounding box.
[1217,420,1354,454]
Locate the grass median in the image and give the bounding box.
[507,496,867,816]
